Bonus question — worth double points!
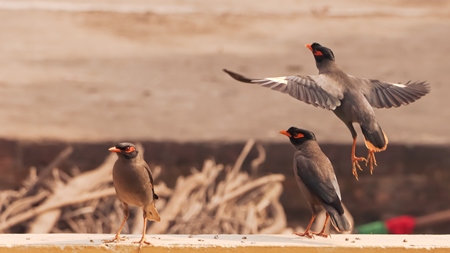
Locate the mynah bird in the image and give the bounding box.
[103,142,160,250]
[280,126,352,237]
[223,42,430,180]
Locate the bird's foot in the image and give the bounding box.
[133,237,152,250]
[365,150,377,174]
[102,235,127,244]
[294,231,314,239]
[312,232,330,238]
[351,155,367,181]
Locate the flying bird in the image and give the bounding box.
[280,126,352,237]
[103,142,160,250]
[223,42,430,180]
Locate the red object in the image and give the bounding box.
[385,215,416,234]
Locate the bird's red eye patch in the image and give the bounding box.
[293,133,305,139]
[313,50,323,56]
[124,146,136,153]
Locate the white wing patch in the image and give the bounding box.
[253,77,289,91]
[265,77,288,84]
[390,82,407,88]
[332,175,342,200]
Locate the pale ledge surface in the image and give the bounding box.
[0,234,449,249]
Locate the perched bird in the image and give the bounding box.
[223,42,430,180]
[103,142,160,249]
[280,127,352,237]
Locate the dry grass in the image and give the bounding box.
[0,140,287,235]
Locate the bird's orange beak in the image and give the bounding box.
[279,130,291,137]
[305,44,313,51]
[108,147,121,153]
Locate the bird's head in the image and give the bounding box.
[305,42,335,66]
[109,142,139,159]
[279,127,316,146]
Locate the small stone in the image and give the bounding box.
[355,237,361,240]
[214,235,219,239]
[90,239,94,243]
[345,238,349,241]
[188,235,194,238]
[403,239,407,242]
[198,239,204,242]
[242,236,247,239]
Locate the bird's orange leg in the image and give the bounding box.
[366,149,377,175]
[351,137,367,180]
[133,214,152,250]
[294,215,316,238]
[312,213,330,238]
[103,202,129,243]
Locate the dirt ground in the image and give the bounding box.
[0,0,449,145]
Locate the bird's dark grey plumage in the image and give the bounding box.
[223,42,430,179]
[280,127,352,237]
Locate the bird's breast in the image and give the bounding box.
[112,161,154,207]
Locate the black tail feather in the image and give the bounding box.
[360,122,388,151]
[324,205,352,232]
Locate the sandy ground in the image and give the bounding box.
[0,0,449,145]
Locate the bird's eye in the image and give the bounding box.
[313,50,323,56]
[293,133,305,139]
[124,146,135,153]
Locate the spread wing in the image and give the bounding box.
[295,154,344,214]
[223,69,344,110]
[355,76,430,108]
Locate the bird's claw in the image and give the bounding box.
[133,238,152,249]
[102,235,127,244]
[312,232,330,238]
[351,156,366,180]
[294,231,315,239]
[365,151,377,175]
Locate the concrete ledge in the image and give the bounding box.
[0,234,449,252]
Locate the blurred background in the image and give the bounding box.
[0,0,449,235]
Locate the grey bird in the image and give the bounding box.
[223,42,430,180]
[280,127,352,237]
[103,142,160,249]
